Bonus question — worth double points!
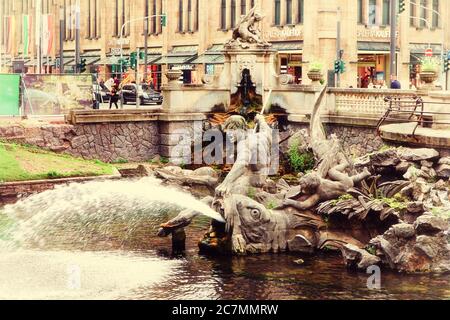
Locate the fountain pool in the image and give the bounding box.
[0,178,449,300]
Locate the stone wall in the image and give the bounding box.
[0,122,159,163]
[287,122,384,158]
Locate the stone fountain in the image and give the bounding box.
[157,8,450,274]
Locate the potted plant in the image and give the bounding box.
[307,61,324,84]
[419,57,439,85]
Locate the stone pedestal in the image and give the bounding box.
[221,45,278,99]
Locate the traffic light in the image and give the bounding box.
[334,60,341,74]
[78,58,86,73]
[399,0,406,13]
[139,51,145,60]
[130,52,137,70]
[161,14,167,27]
[444,57,450,73]
[339,60,346,73]
[334,60,346,74]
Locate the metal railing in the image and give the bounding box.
[377,95,450,138]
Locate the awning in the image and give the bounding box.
[95,56,128,65]
[153,55,195,65]
[272,41,303,53]
[410,43,443,55]
[82,56,101,65]
[190,44,225,64]
[190,54,224,64]
[138,54,162,65]
[358,41,400,54]
[153,45,197,65]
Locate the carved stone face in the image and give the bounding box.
[221,194,289,254]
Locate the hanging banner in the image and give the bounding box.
[42,14,54,56]
[0,74,20,116]
[5,16,16,55]
[22,15,32,57]
[22,74,94,115]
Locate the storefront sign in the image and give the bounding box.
[357,29,398,39]
[265,27,302,41]
[171,64,195,70]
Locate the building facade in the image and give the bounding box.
[1,0,449,88]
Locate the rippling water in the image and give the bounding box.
[0,178,449,300]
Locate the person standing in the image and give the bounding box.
[109,85,120,109]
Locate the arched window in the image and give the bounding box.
[231,0,237,27]
[178,0,183,32]
[220,0,226,30]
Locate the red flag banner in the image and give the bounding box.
[42,14,54,56]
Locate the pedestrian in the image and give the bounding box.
[109,85,120,109]
[390,75,402,89]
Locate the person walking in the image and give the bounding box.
[109,85,120,109]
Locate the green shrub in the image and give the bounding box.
[112,158,129,164]
[288,143,315,173]
[309,61,324,72]
[46,171,60,179]
[420,57,440,72]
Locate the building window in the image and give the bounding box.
[114,0,119,36]
[286,0,292,25]
[432,0,439,28]
[195,0,199,31]
[152,0,157,34]
[297,0,303,24]
[368,0,377,25]
[420,0,427,28]
[382,0,390,25]
[241,0,246,15]
[188,0,192,31]
[410,0,416,26]
[220,0,226,29]
[178,0,183,32]
[231,0,236,28]
[357,0,363,24]
[274,0,281,25]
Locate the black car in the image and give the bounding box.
[120,84,163,105]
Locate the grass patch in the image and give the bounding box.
[0,143,115,182]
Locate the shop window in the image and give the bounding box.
[274,0,281,26]
[368,0,377,25]
[382,0,390,25]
